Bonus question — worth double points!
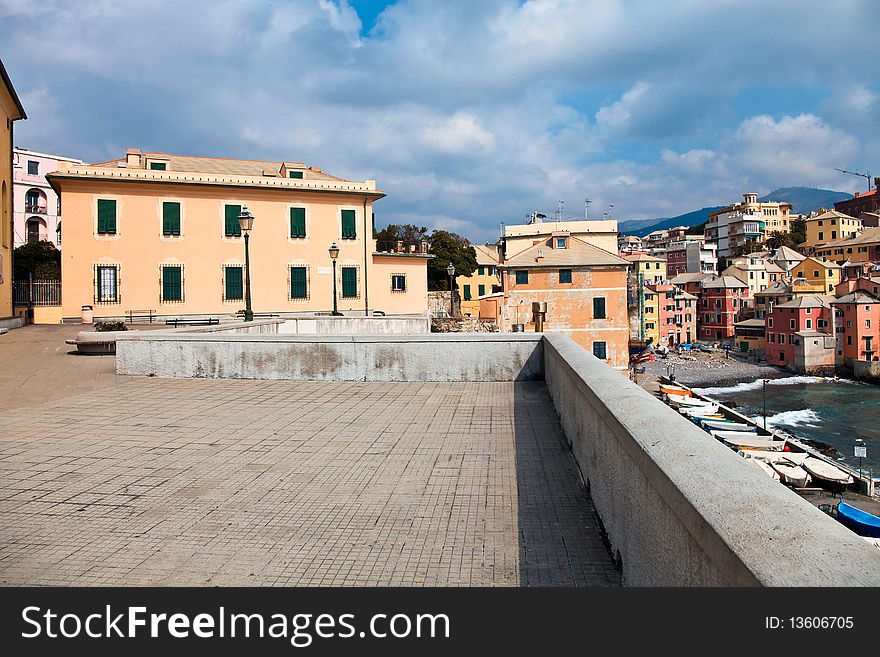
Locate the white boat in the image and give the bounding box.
[680,404,719,416]
[740,450,808,466]
[714,432,786,450]
[743,456,781,481]
[667,394,713,407]
[701,419,756,432]
[802,457,854,485]
[770,461,811,487]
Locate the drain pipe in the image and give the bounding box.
[363,196,369,316]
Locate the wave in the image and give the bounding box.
[751,408,822,428]
[692,376,857,397]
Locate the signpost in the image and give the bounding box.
[855,439,866,483]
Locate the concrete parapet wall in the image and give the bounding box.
[116,333,543,382]
[278,316,430,335]
[852,359,880,381]
[542,332,880,586]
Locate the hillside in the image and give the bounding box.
[620,186,852,237]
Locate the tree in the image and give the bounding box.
[427,230,477,290]
[376,224,429,243]
[13,240,61,280]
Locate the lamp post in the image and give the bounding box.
[762,378,769,431]
[329,242,342,316]
[237,205,255,322]
[446,263,456,316]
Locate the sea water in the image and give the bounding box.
[691,377,880,474]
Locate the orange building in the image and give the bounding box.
[480,235,630,369]
[1,60,27,322]
[48,149,430,321]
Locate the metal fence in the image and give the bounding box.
[13,280,61,306]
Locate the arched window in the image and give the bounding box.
[25,188,47,213]
[26,217,46,243]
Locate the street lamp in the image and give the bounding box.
[446,263,456,316]
[329,242,342,316]
[237,205,255,322]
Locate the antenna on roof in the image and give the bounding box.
[585,199,592,221]
[555,200,564,221]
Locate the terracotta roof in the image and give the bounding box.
[473,244,500,266]
[90,151,348,181]
[805,209,859,222]
[701,275,749,290]
[503,236,630,268]
[623,253,666,263]
[831,291,880,304]
[816,226,880,250]
[774,295,833,309]
[734,319,766,328]
[773,245,806,261]
[670,272,713,284]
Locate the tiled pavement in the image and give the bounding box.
[0,326,618,586]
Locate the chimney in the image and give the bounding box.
[126,148,142,168]
[535,249,544,263]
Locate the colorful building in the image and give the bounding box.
[765,295,835,373]
[723,252,785,298]
[831,292,880,367]
[13,147,83,248]
[705,192,792,258]
[814,227,880,265]
[481,234,630,369]
[642,282,696,346]
[623,253,667,284]
[663,238,717,277]
[457,243,500,317]
[791,256,842,294]
[801,209,861,252]
[503,218,618,255]
[0,60,27,322]
[697,275,749,342]
[834,180,880,218]
[48,149,429,321]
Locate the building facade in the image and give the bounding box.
[834,181,880,218]
[48,149,429,321]
[814,227,880,265]
[765,296,835,372]
[801,209,861,252]
[705,193,792,258]
[697,275,749,342]
[623,253,667,284]
[481,234,630,369]
[643,282,696,346]
[13,148,83,248]
[457,243,500,317]
[0,60,27,321]
[664,238,717,277]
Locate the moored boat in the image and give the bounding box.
[667,394,714,407]
[770,461,811,487]
[660,385,691,397]
[802,457,854,485]
[701,419,756,432]
[742,455,781,481]
[836,501,880,538]
[713,432,786,450]
[680,404,719,416]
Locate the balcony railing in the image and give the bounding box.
[13,280,61,306]
[375,240,431,255]
[25,202,47,214]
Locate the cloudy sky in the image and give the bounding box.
[2,0,879,242]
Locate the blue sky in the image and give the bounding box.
[2,0,878,243]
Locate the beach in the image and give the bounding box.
[639,348,784,387]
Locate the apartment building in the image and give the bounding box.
[0,60,27,322]
[503,218,618,255]
[457,243,500,317]
[705,193,792,258]
[801,209,861,252]
[48,149,429,321]
[765,296,836,373]
[664,238,717,277]
[814,227,880,265]
[623,253,667,284]
[791,256,842,294]
[697,275,749,341]
[834,180,880,218]
[12,147,83,248]
[642,282,696,347]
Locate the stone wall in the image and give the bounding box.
[278,315,430,335]
[541,332,880,586]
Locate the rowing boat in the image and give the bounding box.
[770,461,811,487]
[837,501,880,538]
[660,385,691,397]
[667,394,713,407]
[713,432,786,450]
[802,457,854,485]
[701,419,756,432]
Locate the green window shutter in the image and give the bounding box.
[341,210,357,239]
[478,266,484,276]
[97,199,116,234]
[592,342,607,360]
[560,269,572,284]
[163,202,181,235]
[593,297,606,319]
[150,162,166,170]
[463,285,472,301]
[290,267,308,299]
[162,266,182,302]
[341,267,357,298]
[478,284,486,296]
[225,267,243,300]
[225,204,242,237]
[515,270,529,285]
[289,171,303,179]
[290,207,306,238]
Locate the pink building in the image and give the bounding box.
[13,147,82,248]
[765,295,835,372]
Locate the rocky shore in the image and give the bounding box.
[640,348,785,387]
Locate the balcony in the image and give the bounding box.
[25,202,47,214]
[375,239,431,255]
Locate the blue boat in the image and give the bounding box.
[836,501,880,538]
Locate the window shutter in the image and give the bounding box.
[225,204,242,237]
[225,267,243,300]
[289,171,303,179]
[342,267,357,297]
[163,202,181,235]
[162,266,182,301]
[463,285,472,301]
[290,267,308,299]
[290,208,306,238]
[97,199,116,234]
[593,297,606,319]
[478,284,485,296]
[341,210,356,239]
[150,162,167,170]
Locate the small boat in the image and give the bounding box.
[660,385,691,397]
[714,432,785,450]
[667,393,714,407]
[741,451,808,466]
[742,455,780,481]
[836,501,880,538]
[701,419,756,432]
[680,404,719,417]
[802,457,854,485]
[692,414,725,425]
[770,461,811,487]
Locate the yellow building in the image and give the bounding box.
[791,256,842,294]
[642,286,660,345]
[457,244,500,317]
[814,227,880,265]
[802,209,861,251]
[48,149,430,321]
[0,61,27,321]
[623,253,667,284]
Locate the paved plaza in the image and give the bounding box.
[0,326,618,586]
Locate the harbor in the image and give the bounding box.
[651,372,880,544]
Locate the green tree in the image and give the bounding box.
[13,240,61,280]
[426,230,477,290]
[376,224,429,243]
